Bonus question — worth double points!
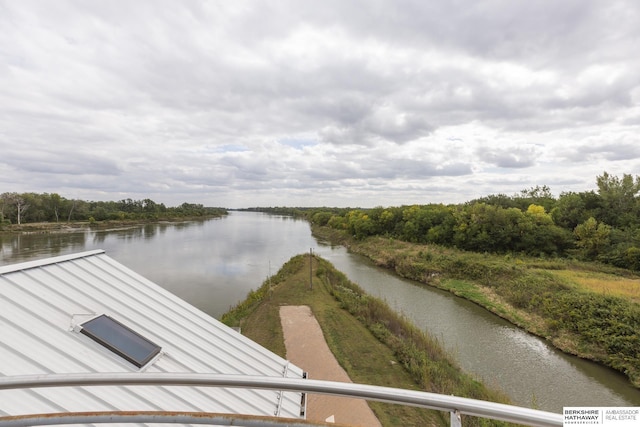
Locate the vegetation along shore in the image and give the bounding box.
[0,192,227,232]
[310,226,640,388]
[223,254,514,427]
[256,172,640,387]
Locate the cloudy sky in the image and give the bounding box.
[1,1,639,208]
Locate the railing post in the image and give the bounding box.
[451,409,462,427]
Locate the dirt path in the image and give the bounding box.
[280,305,382,427]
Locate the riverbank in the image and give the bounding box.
[311,225,640,388]
[0,214,227,234]
[222,254,514,427]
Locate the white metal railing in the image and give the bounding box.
[0,373,563,427]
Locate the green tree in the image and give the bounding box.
[378,208,402,235]
[311,211,333,226]
[327,214,347,230]
[22,192,47,222]
[596,172,640,227]
[400,204,453,243]
[623,247,640,271]
[46,193,63,222]
[551,192,589,230]
[346,210,377,239]
[2,193,30,224]
[520,204,572,255]
[0,192,11,223]
[471,193,519,209]
[518,185,556,212]
[452,204,511,252]
[574,217,612,260]
[401,205,427,242]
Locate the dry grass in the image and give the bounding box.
[552,270,640,303]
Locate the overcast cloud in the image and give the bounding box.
[1,0,639,207]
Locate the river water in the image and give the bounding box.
[1,211,639,412]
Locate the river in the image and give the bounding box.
[1,211,639,412]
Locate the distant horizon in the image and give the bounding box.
[3,170,622,212]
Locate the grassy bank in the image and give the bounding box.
[312,225,640,388]
[223,254,514,427]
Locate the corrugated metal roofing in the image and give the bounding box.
[0,250,305,423]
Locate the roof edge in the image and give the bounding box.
[0,250,106,275]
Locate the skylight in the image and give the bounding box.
[81,314,161,368]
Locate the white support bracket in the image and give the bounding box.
[451,409,462,427]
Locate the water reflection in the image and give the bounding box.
[0,214,316,319]
[0,232,89,262]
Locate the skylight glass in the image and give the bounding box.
[81,314,161,368]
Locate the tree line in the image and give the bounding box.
[0,192,227,225]
[304,172,640,271]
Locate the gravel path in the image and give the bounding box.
[280,305,382,427]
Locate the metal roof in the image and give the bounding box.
[0,250,305,423]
